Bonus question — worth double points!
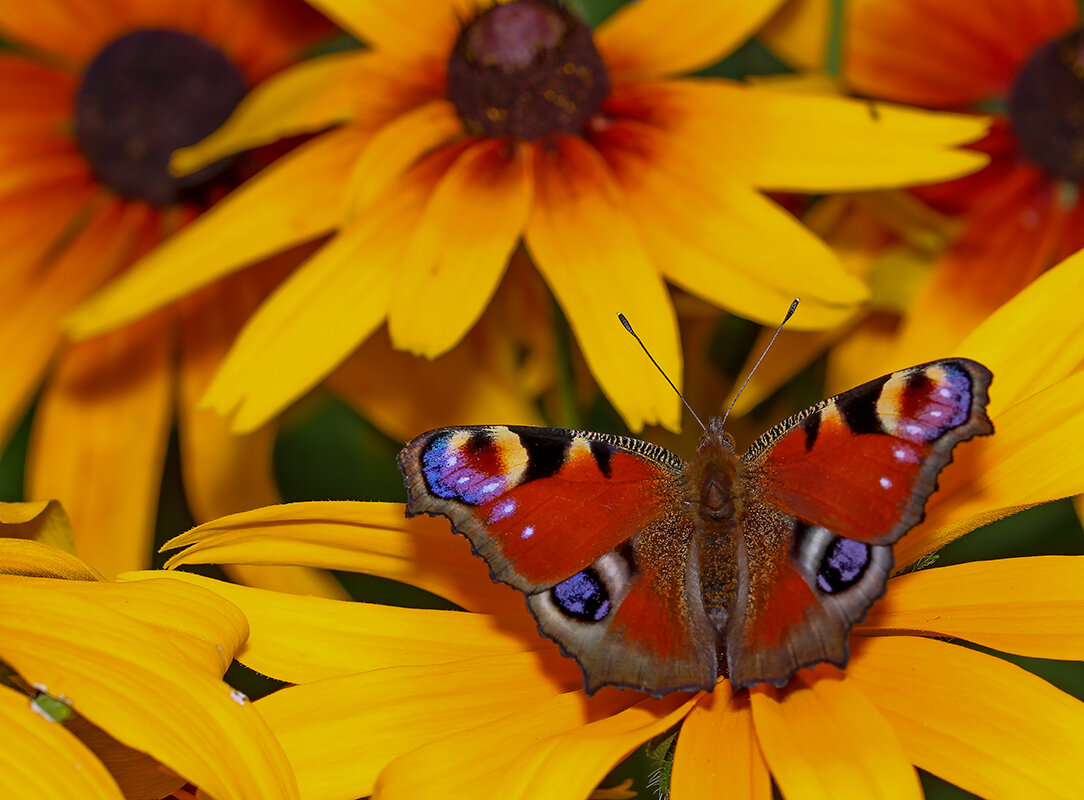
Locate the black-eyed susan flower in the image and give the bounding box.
[0,501,298,799]
[765,0,1084,364]
[0,0,340,583]
[158,248,1084,799]
[68,0,992,435]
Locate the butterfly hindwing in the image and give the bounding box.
[725,358,993,688]
[399,424,719,695]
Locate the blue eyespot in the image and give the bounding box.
[551,569,611,622]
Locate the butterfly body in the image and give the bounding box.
[399,359,993,696]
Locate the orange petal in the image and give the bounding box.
[861,557,1084,660]
[67,126,369,340]
[28,313,173,578]
[672,685,771,800]
[0,0,115,65]
[387,140,533,357]
[139,569,542,683]
[524,135,682,432]
[848,635,1084,798]
[750,668,922,800]
[257,652,583,799]
[374,689,674,800]
[162,501,518,614]
[0,683,124,800]
[596,0,787,79]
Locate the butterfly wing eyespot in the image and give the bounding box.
[398,424,719,696]
[725,358,994,689]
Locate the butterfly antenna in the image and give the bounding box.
[721,298,800,426]
[618,313,707,432]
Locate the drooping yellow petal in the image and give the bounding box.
[901,369,1084,564]
[525,135,681,432]
[662,81,990,191]
[596,0,787,79]
[750,669,922,800]
[0,539,102,580]
[142,570,542,683]
[0,576,298,800]
[848,635,1084,799]
[0,683,124,800]
[388,140,533,357]
[0,499,76,553]
[301,0,472,57]
[759,0,830,69]
[373,689,661,800]
[956,247,1084,417]
[672,685,771,800]
[162,501,517,614]
[67,126,368,340]
[341,99,463,218]
[860,557,1084,660]
[171,51,373,175]
[595,116,868,330]
[257,651,583,800]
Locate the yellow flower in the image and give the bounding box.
[158,248,1084,799]
[69,0,990,434]
[0,0,341,585]
[0,501,298,799]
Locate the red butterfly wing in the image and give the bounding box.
[724,359,993,688]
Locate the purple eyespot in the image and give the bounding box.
[421,431,507,506]
[816,537,871,594]
[551,569,610,622]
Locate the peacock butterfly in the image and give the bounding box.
[397,359,993,696]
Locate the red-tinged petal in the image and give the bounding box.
[162,501,518,614]
[28,313,173,579]
[257,652,584,800]
[0,55,76,120]
[373,689,659,800]
[171,52,391,175]
[67,126,369,340]
[672,685,771,800]
[0,683,124,800]
[595,0,786,79]
[136,569,542,683]
[0,576,299,800]
[388,140,533,357]
[524,135,682,432]
[750,668,922,800]
[900,368,1084,564]
[860,557,1084,660]
[342,98,463,217]
[0,539,102,580]
[594,117,867,330]
[846,0,1078,106]
[636,80,990,191]
[848,635,1084,799]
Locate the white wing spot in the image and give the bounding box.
[521,525,535,539]
[445,454,458,467]
[905,423,923,436]
[929,409,943,418]
[457,476,470,485]
[482,481,500,494]
[937,387,953,399]
[879,476,893,490]
[893,445,917,463]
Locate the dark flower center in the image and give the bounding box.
[446,0,610,140]
[1008,27,1084,182]
[74,29,247,206]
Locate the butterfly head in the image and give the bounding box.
[700,416,736,453]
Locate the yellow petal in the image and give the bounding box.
[759,0,831,69]
[342,99,463,218]
[258,652,583,800]
[957,247,1084,417]
[162,501,517,613]
[666,81,991,191]
[172,52,372,175]
[303,0,469,56]
[901,369,1084,564]
[373,689,666,800]
[0,539,102,580]
[672,685,771,800]
[525,135,681,432]
[67,127,368,340]
[0,576,298,799]
[848,635,1084,799]
[861,557,1084,660]
[750,668,921,800]
[597,116,868,329]
[0,499,76,553]
[141,570,542,683]
[388,140,533,357]
[596,0,787,79]
[0,683,123,800]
